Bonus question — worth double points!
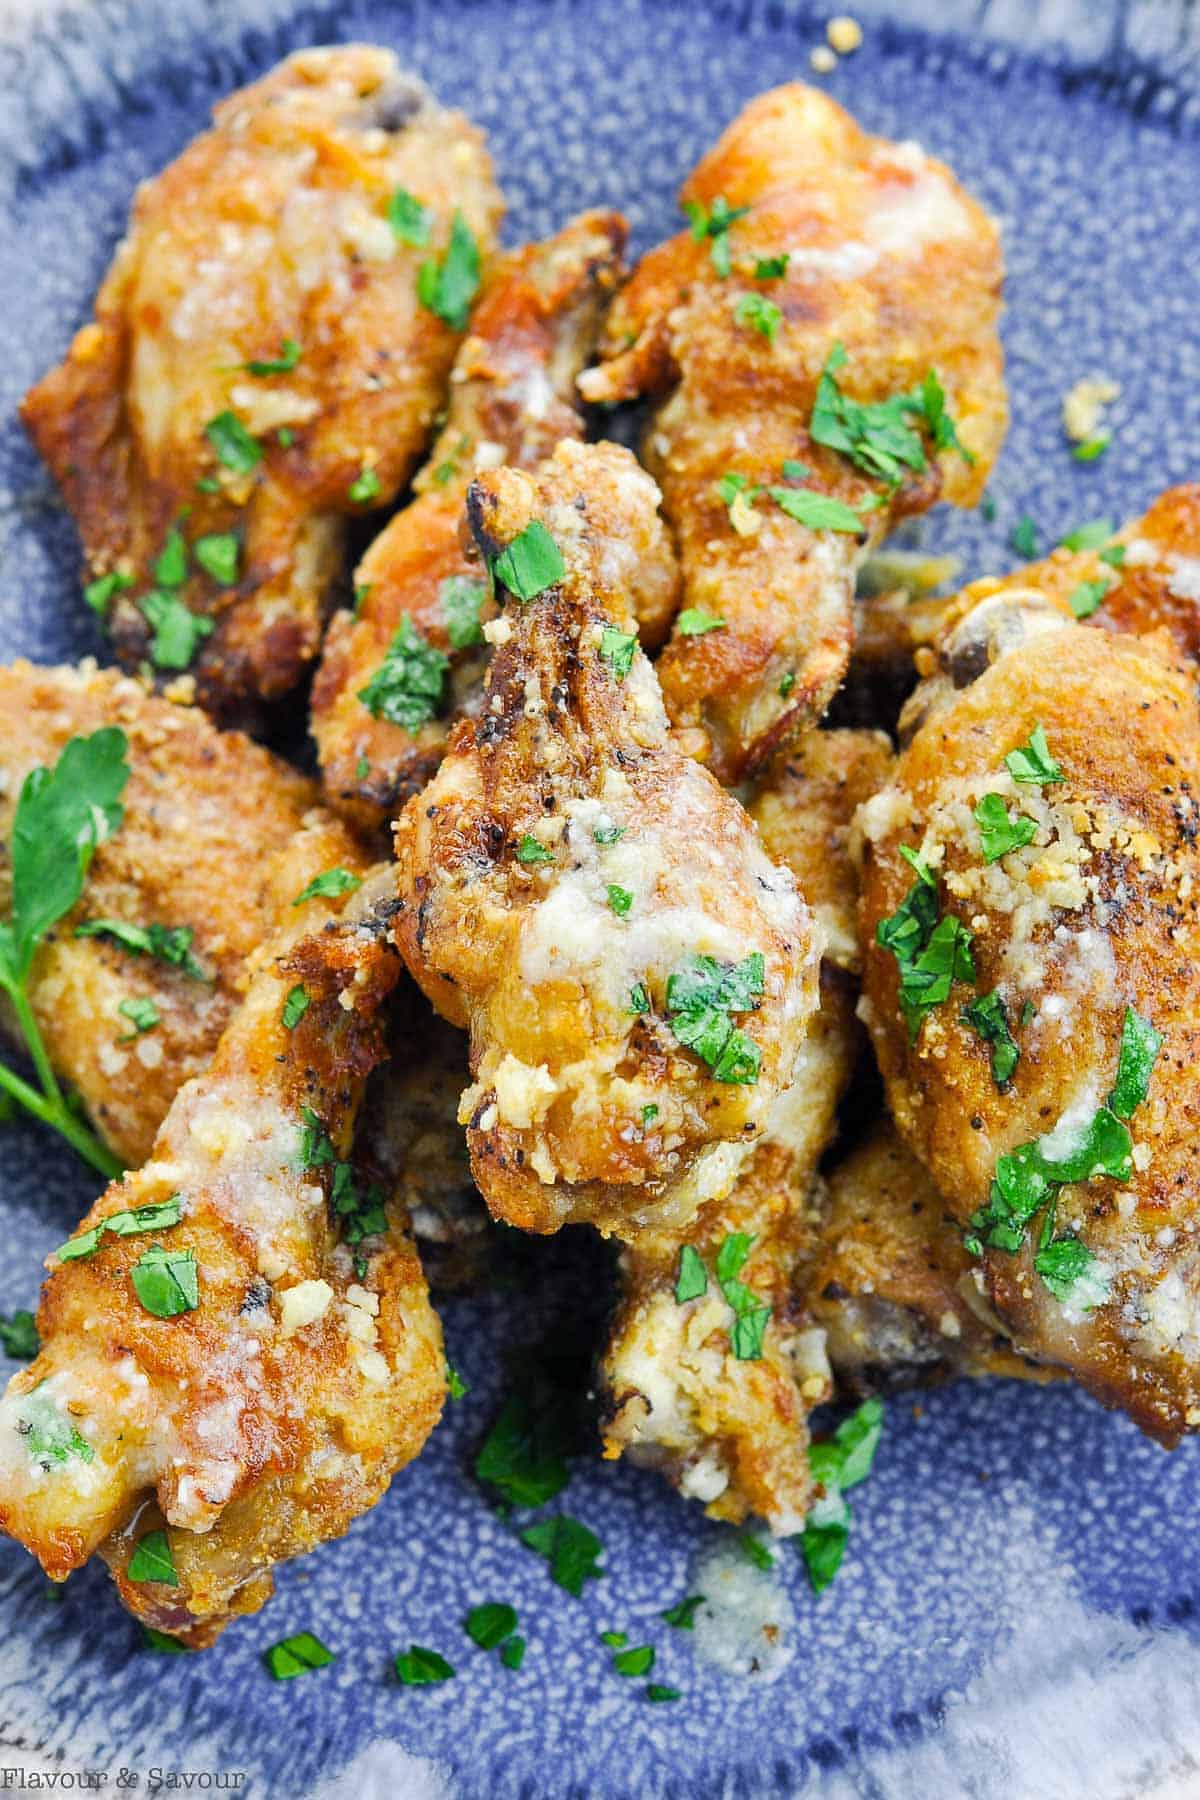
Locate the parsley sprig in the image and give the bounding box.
[800,1398,884,1593]
[874,854,975,1042]
[0,730,130,1176]
[672,1232,771,1360]
[663,952,766,1085]
[683,194,749,276]
[810,344,973,487]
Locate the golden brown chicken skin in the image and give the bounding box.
[858,608,1200,1445]
[580,83,1005,783]
[312,211,634,835]
[0,845,444,1644]
[394,440,821,1238]
[806,1123,1053,1392]
[0,661,329,1168]
[600,971,856,1533]
[21,47,502,721]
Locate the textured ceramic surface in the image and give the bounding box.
[0,3,1199,1796]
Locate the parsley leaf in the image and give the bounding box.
[809,343,969,486]
[204,411,261,474]
[0,1310,38,1360]
[1109,1006,1162,1119]
[142,1627,190,1655]
[962,991,1020,1086]
[84,569,134,615]
[1010,515,1038,559]
[500,1636,526,1670]
[358,616,448,729]
[1033,1232,1100,1301]
[735,293,782,343]
[738,1532,775,1571]
[665,951,765,1084]
[593,821,625,846]
[520,1515,604,1596]
[131,1246,199,1318]
[117,996,159,1039]
[193,532,240,586]
[599,627,638,680]
[754,254,789,279]
[55,1196,183,1264]
[440,575,488,649]
[662,1594,705,1630]
[348,467,382,505]
[628,983,650,1015]
[1004,724,1063,785]
[768,486,864,534]
[683,194,749,276]
[647,1683,682,1702]
[1069,577,1110,618]
[613,1645,655,1677]
[282,985,310,1030]
[293,867,362,907]
[1060,517,1115,552]
[139,590,214,670]
[18,1385,94,1469]
[465,1603,518,1650]
[875,871,975,1042]
[264,1632,335,1680]
[244,338,301,376]
[1072,435,1110,462]
[127,1528,177,1586]
[674,1244,708,1303]
[492,521,564,601]
[153,529,188,589]
[715,1232,771,1361]
[800,1398,884,1593]
[395,1644,455,1685]
[675,608,725,636]
[446,1362,468,1400]
[388,189,433,246]
[417,211,480,331]
[75,919,207,982]
[475,1347,584,1508]
[974,793,1037,863]
[517,836,554,866]
[607,885,633,917]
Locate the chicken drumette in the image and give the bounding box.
[393,440,820,1238]
[22,46,502,721]
[312,211,641,835]
[581,82,1006,783]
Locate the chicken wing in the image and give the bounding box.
[599,969,856,1533]
[0,661,331,1168]
[580,83,1005,782]
[393,440,821,1237]
[21,47,502,721]
[312,211,635,835]
[858,602,1200,1443]
[0,847,444,1643]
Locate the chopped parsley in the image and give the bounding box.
[1099,543,1126,568]
[492,521,564,601]
[810,345,972,487]
[641,1102,658,1126]
[440,575,488,649]
[446,1362,468,1400]
[646,1684,682,1703]
[131,1245,199,1318]
[674,1244,707,1303]
[735,292,782,343]
[1109,1005,1163,1118]
[18,1385,95,1469]
[665,951,765,1085]
[417,211,481,331]
[613,1645,655,1677]
[395,1644,455,1685]
[55,1196,183,1264]
[244,339,301,376]
[1072,435,1110,462]
[127,1528,177,1586]
[500,1636,526,1670]
[465,1602,518,1650]
[875,866,974,1042]
[1060,517,1115,552]
[517,835,554,866]
[330,1163,387,1279]
[282,984,310,1030]
[675,608,726,636]
[193,532,240,586]
[153,529,188,589]
[662,1594,704,1630]
[1010,515,1038,559]
[76,918,207,982]
[388,188,433,246]
[355,756,370,781]
[628,983,650,1015]
[0,730,130,1176]
[800,1397,884,1593]
[768,485,864,534]
[974,793,1037,863]
[754,253,789,279]
[593,822,625,846]
[117,995,159,1039]
[0,1311,38,1360]
[778,672,796,698]
[520,1515,604,1596]
[84,569,133,615]
[599,626,638,680]
[358,617,448,729]
[961,991,1020,1086]
[348,467,382,505]
[139,590,214,671]
[716,1233,771,1360]
[204,410,261,474]
[1004,723,1063,785]
[474,1348,584,1508]
[293,867,362,906]
[142,1627,189,1655]
[1069,577,1111,618]
[683,193,749,276]
[264,1632,335,1680]
[738,1532,775,1572]
[607,885,633,917]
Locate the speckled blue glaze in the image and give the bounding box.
[0,3,1199,1796]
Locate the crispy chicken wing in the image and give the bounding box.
[0,849,444,1643]
[599,970,856,1532]
[0,661,330,1168]
[312,212,634,834]
[858,605,1200,1443]
[394,440,821,1237]
[580,83,1005,782]
[21,47,502,720]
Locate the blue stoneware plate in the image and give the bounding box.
[1,2,1199,1795]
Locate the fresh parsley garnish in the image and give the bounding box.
[715,1233,771,1360]
[800,1397,884,1593]
[810,345,971,487]
[18,1385,94,1469]
[675,608,725,637]
[117,996,159,1040]
[674,1244,707,1303]
[613,1644,655,1677]
[517,835,554,866]
[84,569,133,615]
[282,984,310,1030]
[500,1636,526,1670]
[142,1627,189,1655]
[592,822,625,846]
[628,983,650,1016]
[358,616,448,730]
[154,529,188,589]
[1099,543,1126,568]
[395,1644,455,1685]
[76,918,207,982]
[1004,724,1063,785]
[55,1196,183,1264]
[1072,435,1110,462]
[1069,577,1111,618]
[974,793,1037,864]
[646,1684,682,1702]
[664,951,765,1085]
[417,211,480,330]
[768,485,864,534]
[474,1348,584,1508]
[1010,515,1038,559]
[204,410,261,474]
[683,193,749,276]
[244,338,301,376]
[330,1164,387,1279]
[754,254,788,279]
[662,1594,704,1630]
[193,532,240,586]
[131,1246,199,1318]
[599,627,638,680]
[1060,517,1115,552]
[520,1515,604,1596]
[735,293,781,343]
[440,575,488,649]
[348,467,382,505]
[492,521,564,601]
[464,1602,518,1651]
[0,729,129,1176]
[961,991,1020,1086]
[875,868,974,1042]
[606,885,633,917]
[446,1362,468,1401]
[293,868,362,907]
[738,1531,775,1571]
[388,189,432,246]
[1109,1005,1162,1119]
[264,1632,335,1680]
[127,1528,177,1586]
[0,1310,38,1360]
